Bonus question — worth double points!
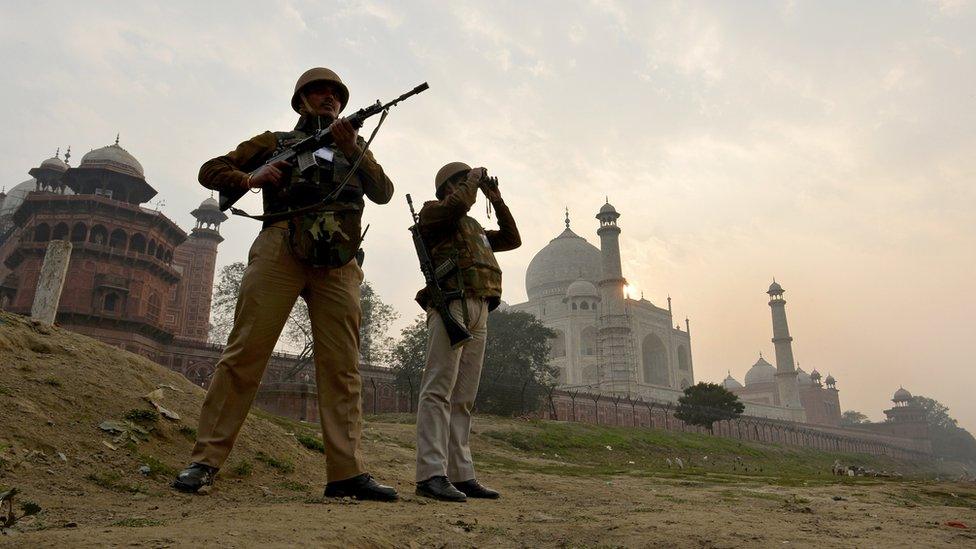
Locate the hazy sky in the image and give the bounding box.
[2,1,974,431]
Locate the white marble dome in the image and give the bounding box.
[0,179,37,217]
[525,226,601,300]
[200,197,220,209]
[744,356,776,386]
[893,387,912,402]
[79,143,145,178]
[1,178,76,218]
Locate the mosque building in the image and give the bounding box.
[0,140,402,420]
[719,280,842,426]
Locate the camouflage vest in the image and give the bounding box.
[263,130,366,268]
[429,216,502,300]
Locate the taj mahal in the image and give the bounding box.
[507,202,842,425]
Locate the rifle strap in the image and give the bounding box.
[455,252,469,326]
[230,109,391,222]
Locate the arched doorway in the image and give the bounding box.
[641,333,669,386]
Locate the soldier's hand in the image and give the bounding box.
[248,160,290,188]
[467,167,487,183]
[482,181,502,203]
[331,118,360,158]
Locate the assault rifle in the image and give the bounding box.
[218,82,430,212]
[407,194,473,348]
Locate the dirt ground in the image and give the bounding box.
[2,312,975,548]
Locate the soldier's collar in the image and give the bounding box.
[295,114,335,133]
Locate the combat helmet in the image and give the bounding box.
[435,162,471,198]
[291,67,350,114]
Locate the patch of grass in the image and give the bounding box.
[42,377,61,387]
[256,452,294,474]
[112,517,162,528]
[124,409,159,424]
[473,417,941,483]
[230,459,253,478]
[20,501,41,516]
[278,480,311,492]
[177,425,197,441]
[139,454,176,478]
[296,433,325,453]
[86,472,146,494]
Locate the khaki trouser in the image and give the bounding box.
[415,298,489,482]
[191,223,366,482]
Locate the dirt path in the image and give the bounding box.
[4,468,975,548]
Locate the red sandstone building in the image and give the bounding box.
[0,143,401,420]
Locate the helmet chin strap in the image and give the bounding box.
[299,92,337,129]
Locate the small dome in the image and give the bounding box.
[796,367,814,387]
[893,387,912,402]
[745,356,776,386]
[824,374,836,385]
[566,279,599,298]
[768,280,783,294]
[79,143,145,178]
[722,374,743,390]
[810,369,822,380]
[200,197,220,209]
[39,156,69,172]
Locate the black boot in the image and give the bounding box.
[324,473,398,502]
[416,476,467,502]
[172,462,218,493]
[452,479,500,499]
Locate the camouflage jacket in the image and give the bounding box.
[198,115,394,267]
[414,175,520,311]
[198,115,394,225]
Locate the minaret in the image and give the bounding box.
[767,280,804,414]
[172,196,226,342]
[596,199,634,394]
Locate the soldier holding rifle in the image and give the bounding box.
[410,163,521,501]
[173,68,417,501]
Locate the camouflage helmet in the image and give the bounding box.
[435,161,471,198]
[291,67,350,114]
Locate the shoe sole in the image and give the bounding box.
[172,480,209,494]
[323,492,399,502]
[415,489,466,502]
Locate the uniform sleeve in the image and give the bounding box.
[485,199,521,252]
[348,139,395,205]
[418,177,479,231]
[198,131,278,193]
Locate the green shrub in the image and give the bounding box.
[256,452,294,474]
[297,434,325,453]
[123,409,159,424]
[231,460,253,477]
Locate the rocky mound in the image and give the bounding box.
[0,311,334,532]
